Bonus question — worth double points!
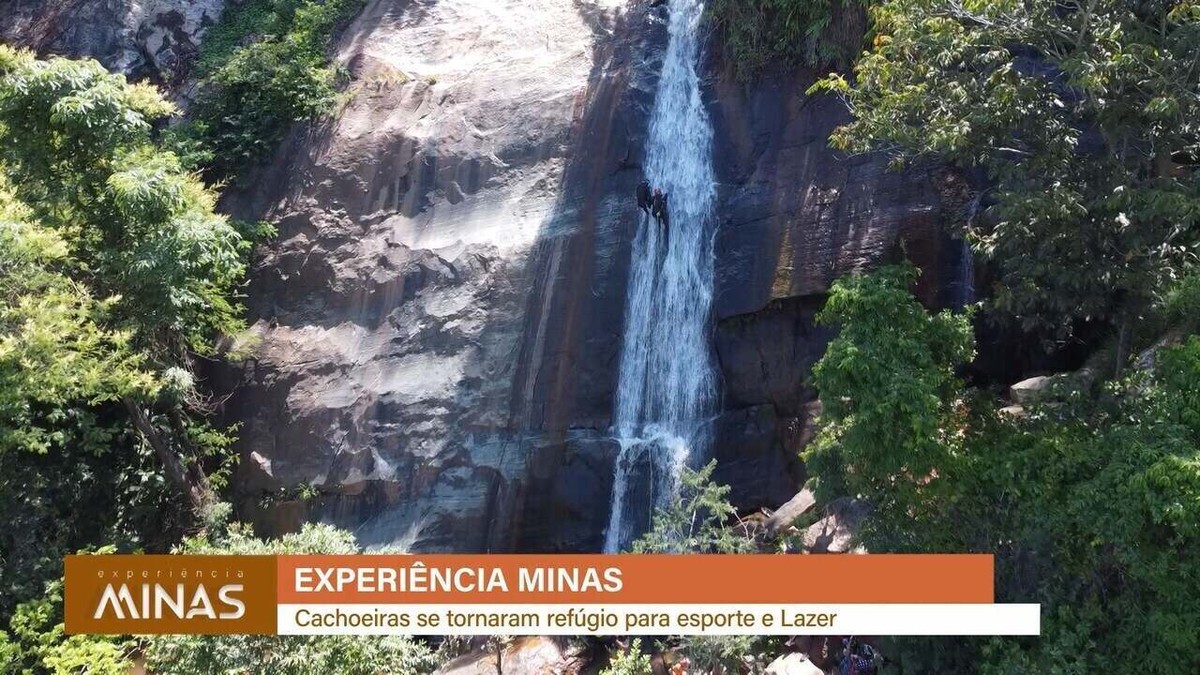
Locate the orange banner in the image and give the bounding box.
[275,554,993,604]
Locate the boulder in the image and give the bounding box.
[803,498,871,553]
[1009,375,1052,404]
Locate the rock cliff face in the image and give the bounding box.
[0,0,224,83]
[0,0,964,552]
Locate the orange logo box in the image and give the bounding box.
[65,556,277,635]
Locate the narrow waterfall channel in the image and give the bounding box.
[604,0,718,553]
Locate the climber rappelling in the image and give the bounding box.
[636,178,652,217]
[651,188,670,245]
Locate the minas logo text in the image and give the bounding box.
[93,568,246,621]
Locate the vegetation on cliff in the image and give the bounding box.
[174,0,365,179]
[0,41,266,612]
[813,0,1200,351]
[0,44,266,672]
[709,0,868,79]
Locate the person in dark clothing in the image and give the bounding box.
[651,187,669,231]
[636,179,652,216]
[839,637,880,675]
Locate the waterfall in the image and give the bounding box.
[604,0,718,553]
[957,238,976,309]
[958,191,983,309]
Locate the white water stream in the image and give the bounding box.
[604,0,718,552]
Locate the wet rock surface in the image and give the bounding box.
[220,0,661,551]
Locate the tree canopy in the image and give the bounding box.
[0,45,263,647]
[814,0,1200,345]
[809,264,1200,672]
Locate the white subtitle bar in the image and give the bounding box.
[277,603,1040,636]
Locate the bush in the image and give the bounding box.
[631,460,756,554]
[601,640,652,675]
[143,523,440,675]
[180,0,365,178]
[809,265,1200,672]
[708,0,868,80]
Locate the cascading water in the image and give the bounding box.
[604,0,718,553]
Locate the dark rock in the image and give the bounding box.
[711,405,803,513]
[709,68,954,319]
[715,296,833,416]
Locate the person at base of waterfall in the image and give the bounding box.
[651,188,670,244]
[839,637,880,675]
[636,178,652,216]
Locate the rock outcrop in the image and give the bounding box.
[435,637,591,675]
[220,0,965,551]
[1,0,968,552]
[220,0,657,552]
[0,0,224,82]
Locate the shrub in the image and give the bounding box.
[708,0,868,80]
[180,0,365,178]
[601,640,653,675]
[143,523,440,675]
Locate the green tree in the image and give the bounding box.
[809,265,1200,672]
[631,463,764,675]
[1,574,134,675]
[0,47,264,654]
[814,0,1200,351]
[144,523,439,675]
[631,460,756,554]
[0,45,260,513]
[808,264,974,547]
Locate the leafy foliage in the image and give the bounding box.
[810,265,1200,672]
[631,463,765,674]
[813,0,1200,344]
[144,523,440,675]
[0,47,262,668]
[601,640,653,675]
[0,46,254,357]
[809,264,974,544]
[631,460,756,554]
[178,0,365,177]
[1,575,134,675]
[708,0,868,80]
